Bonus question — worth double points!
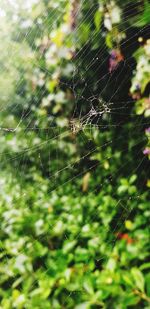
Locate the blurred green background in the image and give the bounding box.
[0,0,150,308]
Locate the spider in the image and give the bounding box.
[69,118,83,134]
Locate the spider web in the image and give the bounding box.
[0,0,149,307]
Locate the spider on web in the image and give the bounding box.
[69,118,83,134]
[69,99,112,134]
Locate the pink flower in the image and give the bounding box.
[145,127,150,134]
[109,49,124,73]
[143,147,150,155]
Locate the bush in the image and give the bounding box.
[0,0,150,308]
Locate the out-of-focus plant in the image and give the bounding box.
[0,0,150,308]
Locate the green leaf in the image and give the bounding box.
[140,263,150,271]
[131,268,145,292]
[83,278,94,295]
[105,33,113,49]
[122,274,134,287]
[63,240,77,254]
[75,302,90,309]
[123,293,140,306]
[136,0,150,26]
[94,10,102,31]
[145,273,150,297]
[129,174,137,184]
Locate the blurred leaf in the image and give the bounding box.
[131,268,145,292]
[94,10,102,30]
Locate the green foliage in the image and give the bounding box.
[0,0,150,308]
